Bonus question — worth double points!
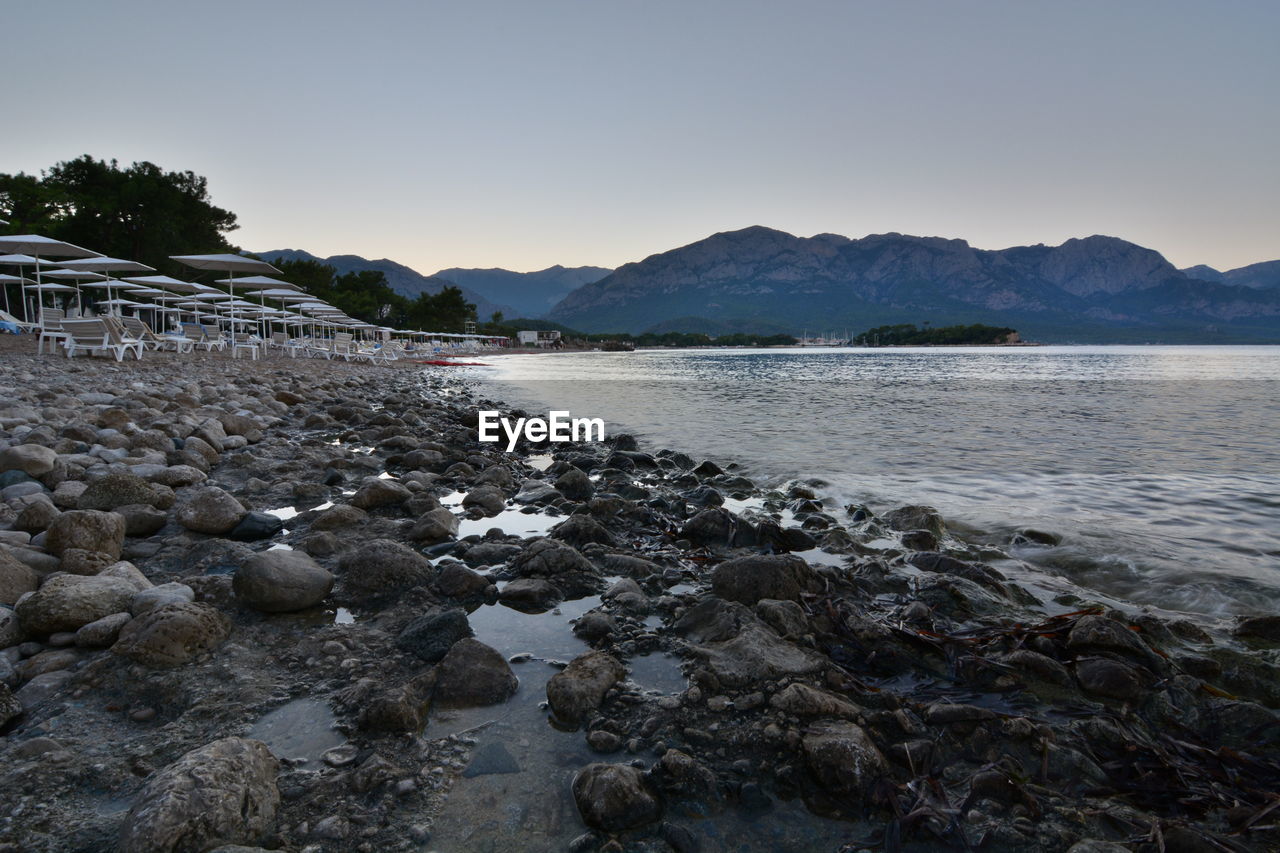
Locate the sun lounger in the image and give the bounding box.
[0,309,36,334]
[231,332,261,360]
[123,316,194,353]
[200,324,229,351]
[38,308,72,354]
[59,318,143,361]
[181,323,224,352]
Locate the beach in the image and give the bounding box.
[1,339,1278,852]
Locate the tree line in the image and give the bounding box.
[854,323,1018,345]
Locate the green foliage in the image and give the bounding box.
[0,155,237,275]
[855,323,1017,345]
[267,258,477,331]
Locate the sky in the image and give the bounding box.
[4,1,1278,274]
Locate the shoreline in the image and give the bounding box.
[1,342,1278,851]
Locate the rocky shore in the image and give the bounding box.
[1,340,1278,853]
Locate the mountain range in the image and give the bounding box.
[434,265,611,319]
[546,227,1280,342]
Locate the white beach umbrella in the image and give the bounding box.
[0,272,32,316]
[171,254,281,357]
[0,236,103,320]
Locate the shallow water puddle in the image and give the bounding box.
[456,506,560,539]
[628,651,687,695]
[792,547,850,568]
[526,453,554,471]
[265,505,300,520]
[247,698,345,764]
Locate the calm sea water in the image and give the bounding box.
[475,346,1280,625]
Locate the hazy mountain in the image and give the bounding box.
[433,265,612,318]
[1183,260,1280,291]
[548,227,1280,342]
[256,249,517,320]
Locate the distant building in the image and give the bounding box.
[517,330,562,347]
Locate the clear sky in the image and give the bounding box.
[5,1,1277,273]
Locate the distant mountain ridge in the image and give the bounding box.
[433,265,612,319]
[547,226,1280,342]
[1180,260,1280,291]
[254,249,517,321]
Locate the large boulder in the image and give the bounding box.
[432,638,517,708]
[175,487,246,535]
[395,608,472,662]
[118,737,280,853]
[233,551,333,612]
[554,468,594,502]
[508,538,600,596]
[549,515,615,548]
[112,602,230,668]
[571,763,662,831]
[711,554,819,605]
[337,539,432,595]
[78,472,171,511]
[546,650,625,729]
[802,721,888,802]
[0,444,58,477]
[674,600,824,687]
[16,574,137,634]
[45,510,126,562]
[461,485,505,516]
[0,548,40,606]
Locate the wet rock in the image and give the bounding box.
[118,736,279,853]
[899,529,939,551]
[310,504,368,531]
[77,471,171,511]
[550,514,616,547]
[301,532,339,558]
[45,509,126,562]
[396,608,472,662]
[75,611,133,647]
[0,548,40,606]
[587,730,623,753]
[337,538,432,595]
[658,748,718,800]
[680,507,753,547]
[769,683,860,718]
[554,468,594,501]
[1013,528,1062,547]
[499,578,563,612]
[572,763,662,831]
[1075,658,1144,701]
[907,552,1008,593]
[175,487,247,535]
[547,650,625,728]
[0,444,58,477]
[1002,649,1074,686]
[461,541,522,568]
[234,551,334,612]
[675,600,823,686]
[433,638,518,707]
[514,480,559,505]
[602,554,662,579]
[435,563,490,599]
[0,682,20,727]
[16,574,137,633]
[882,505,945,538]
[116,503,168,537]
[407,507,460,543]
[228,512,284,542]
[1065,842,1132,853]
[802,721,887,801]
[132,582,196,616]
[462,485,506,516]
[351,477,411,510]
[573,611,620,643]
[923,702,997,725]
[711,553,819,606]
[509,538,599,593]
[112,602,231,668]
[474,465,514,489]
[755,598,809,640]
[1067,614,1155,663]
[14,670,73,709]
[360,674,435,733]
[1233,614,1280,643]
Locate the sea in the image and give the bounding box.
[474,345,1280,627]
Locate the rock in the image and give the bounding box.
[547,650,625,728]
[587,730,623,753]
[0,548,40,606]
[514,480,559,505]
[337,539,432,595]
[116,503,168,537]
[924,702,997,725]
[658,749,719,800]
[76,612,133,647]
[14,671,72,710]
[1076,658,1144,701]
[462,485,506,516]
[1234,615,1280,643]
[0,444,57,477]
[508,539,598,593]
[14,499,59,534]
[769,683,860,718]
[132,582,196,616]
[434,563,490,599]
[755,598,809,639]
[45,509,126,561]
[16,574,138,633]
[118,736,279,853]
[0,682,20,727]
[899,529,939,551]
[0,606,24,648]
[228,512,284,542]
[882,505,945,538]
[1067,615,1154,663]
[550,514,615,547]
[1002,649,1074,686]
[396,608,472,662]
[310,504,368,531]
[51,480,88,509]
[573,611,619,643]
[474,465,514,489]
[432,638,517,707]
[359,675,435,733]
[499,578,563,612]
[301,532,339,558]
[802,721,887,800]
[151,465,207,488]
[77,472,170,511]
[1065,842,1133,853]
[571,763,662,831]
[675,601,823,687]
[112,602,231,668]
[351,478,411,510]
[680,507,752,547]
[460,541,522,568]
[407,507,459,543]
[554,468,594,501]
[711,553,818,605]
[100,560,154,591]
[233,551,334,613]
[175,487,246,535]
